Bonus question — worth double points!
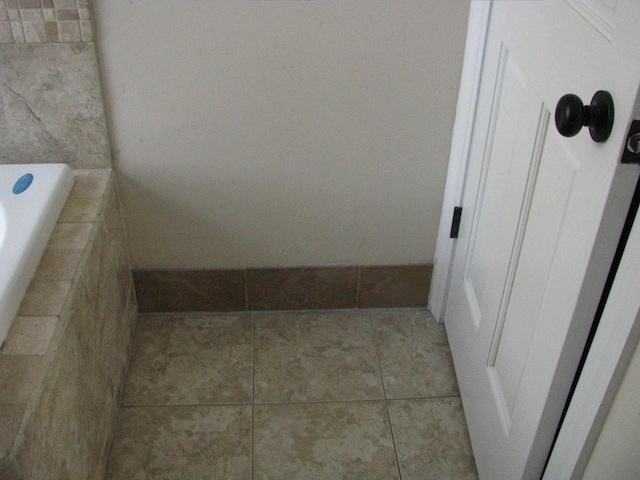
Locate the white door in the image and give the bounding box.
[445,1,640,479]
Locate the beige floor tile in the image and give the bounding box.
[388,397,478,480]
[107,310,478,479]
[254,312,383,402]
[122,315,252,405]
[254,401,400,480]
[105,405,251,480]
[372,309,459,398]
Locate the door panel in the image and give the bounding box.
[445,1,640,478]
[566,0,618,39]
[492,129,578,429]
[462,45,533,333]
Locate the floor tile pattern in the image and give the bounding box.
[106,309,477,479]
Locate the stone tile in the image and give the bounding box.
[18,279,70,316]
[84,276,135,452]
[0,21,13,42]
[53,0,75,8]
[22,19,45,42]
[254,401,400,480]
[43,8,55,21]
[358,265,431,308]
[58,197,102,222]
[57,19,80,41]
[33,248,83,280]
[0,403,26,456]
[70,225,127,434]
[79,19,91,44]
[17,323,100,480]
[201,270,247,312]
[1,316,57,355]
[247,267,358,310]
[18,0,40,8]
[47,222,93,249]
[388,398,478,480]
[44,19,56,41]
[56,8,79,20]
[105,405,251,480]
[254,312,383,403]
[133,270,247,313]
[0,356,44,404]
[0,43,111,168]
[372,309,459,398]
[71,169,110,198]
[0,460,22,480]
[122,315,252,405]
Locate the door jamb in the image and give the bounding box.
[428,0,492,323]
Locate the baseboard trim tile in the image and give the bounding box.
[246,267,359,311]
[133,264,432,313]
[357,265,432,308]
[133,270,246,313]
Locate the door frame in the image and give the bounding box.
[428,0,491,324]
[429,1,640,477]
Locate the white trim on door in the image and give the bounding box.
[431,1,640,477]
[543,183,640,478]
[428,0,491,323]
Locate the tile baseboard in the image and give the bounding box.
[133,265,432,313]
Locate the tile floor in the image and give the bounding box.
[104,309,478,479]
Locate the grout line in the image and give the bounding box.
[243,268,249,311]
[367,315,403,479]
[119,401,253,408]
[385,393,462,402]
[251,397,387,407]
[251,314,256,404]
[120,395,460,408]
[368,315,389,401]
[134,305,431,319]
[113,393,462,409]
[355,266,362,308]
[120,397,456,408]
[250,315,256,480]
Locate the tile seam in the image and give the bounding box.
[243,268,249,311]
[355,266,362,308]
[250,314,255,480]
[119,397,419,409]
[119,402,253,408]
[368,314,403,480]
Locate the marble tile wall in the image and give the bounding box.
[0,0,110,171]
[0,42,111,169]
[0,0,92,44]
[0,169,138,479]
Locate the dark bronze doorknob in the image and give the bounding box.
[555,90,614,142]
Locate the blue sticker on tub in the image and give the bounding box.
[13,173,33,194]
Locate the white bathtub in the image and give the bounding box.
[0,164,74,347]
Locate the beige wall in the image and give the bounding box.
[583,336,640,479]
[93,1,469,269]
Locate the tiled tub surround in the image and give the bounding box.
[0,0,93,44]
[134,264,432,313]
[0,42,111,169]
[106,309,478,479]
[0,169,137,479]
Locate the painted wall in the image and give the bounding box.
[93,1,469,269]
[583,336,640,479]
